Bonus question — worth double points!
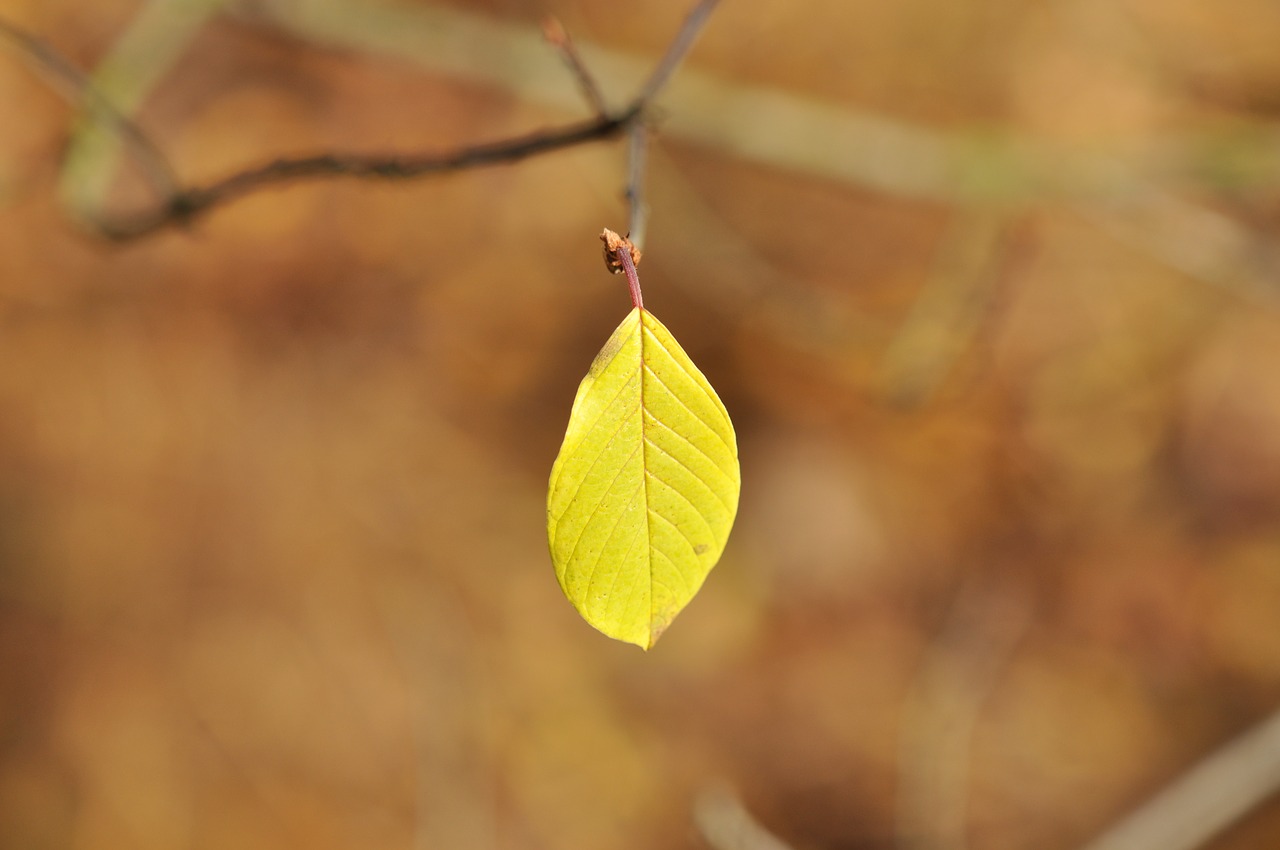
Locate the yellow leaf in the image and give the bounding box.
[547,307,740,649]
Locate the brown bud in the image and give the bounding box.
[541,17,569,48]
[600,228,642,275]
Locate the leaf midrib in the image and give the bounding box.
[639,311,655,645]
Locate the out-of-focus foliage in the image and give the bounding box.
[1,1,1280,849]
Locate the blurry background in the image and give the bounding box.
[2,0,1280,848]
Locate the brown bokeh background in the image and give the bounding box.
[3,1,1280,848]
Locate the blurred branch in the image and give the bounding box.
[0,15,177,199]
[542,2,680,251]
[695,785,797,850]
[1078,187,1280,308]
[0,0,721,240]
[238,1,1280,306]
[89,112,642,240]
[626,122,651,250]
[5,0,1280,305]
[880,210,1020,407]
[542,16,608,117]
[1077,706,1280,850]
[635,0,721,105]
[896,577,1033,850]
[56,0,222,217]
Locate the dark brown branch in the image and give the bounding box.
[0,1,722,241]
[92,106,640,240]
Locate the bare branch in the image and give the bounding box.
[634,0,721,106]
[1077,706,1280,850]
[625,121,651,250]
[896,576,1033,850]
[0,1,722,241]
[542,16,608,117]
[0,15,176,199]
[91,107,639,240]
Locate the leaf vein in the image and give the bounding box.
[645,467,721,549]
[643,325,725,412]
[643,433,733,514]
[560,443,640,574]
[649,544,693,598]
[642,363,734,453]
[551,403,637,529]
[648,511,702,595]
[574,369,639,453]
[584,481,645,609]
[644,411,736,482]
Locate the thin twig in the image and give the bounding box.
[91,107,640,239]
[896,576,1033,850]
[541,16,608,117]
[0,15,177,199]
[0,1,725,241]
[634,0,721,105]
[625,121,651,250]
